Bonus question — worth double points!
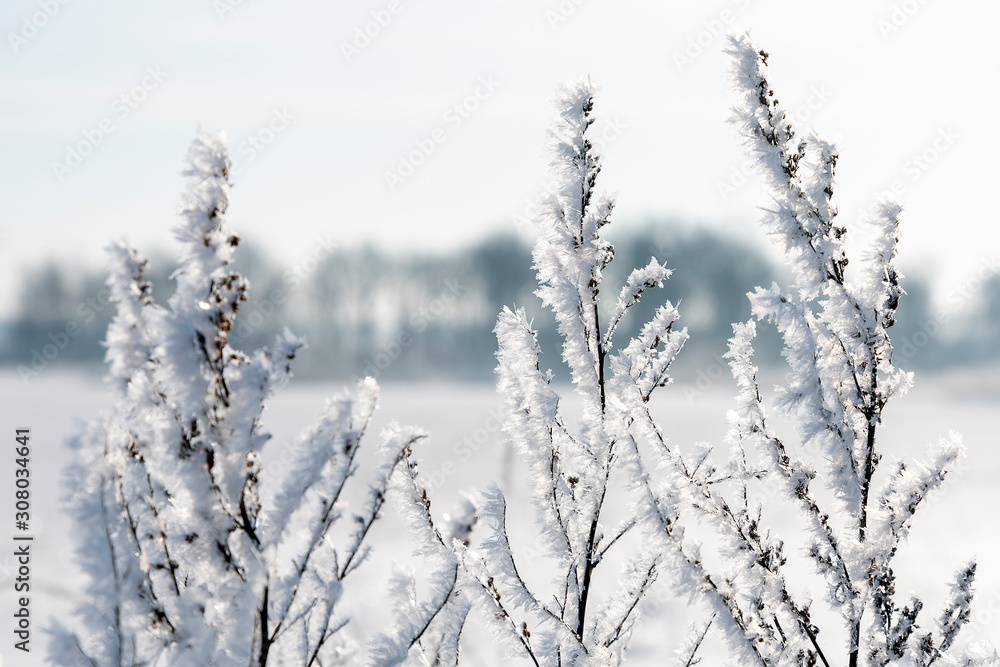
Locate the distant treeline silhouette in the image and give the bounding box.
[3,223,997,383]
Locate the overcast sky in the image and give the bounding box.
[2,0,998,316]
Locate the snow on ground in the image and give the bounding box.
[1,368,997,665]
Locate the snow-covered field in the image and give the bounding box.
[2,369,998,665]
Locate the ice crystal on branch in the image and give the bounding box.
[692,33,997,666]
[49,129,411,666]
[368,425,472,666]
[46,35,998,667]
[460,79,689,665]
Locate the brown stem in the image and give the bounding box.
[258,582,271,667]
[853,370,879,667]
[576,279,607,638]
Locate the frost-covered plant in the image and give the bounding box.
[455,79,689,665]
[48,130,413,666]
[663,33,997,666]
[368,433,476,666]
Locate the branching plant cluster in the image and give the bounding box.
[52,34,996,667]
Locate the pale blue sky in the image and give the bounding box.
[2,0,998,316]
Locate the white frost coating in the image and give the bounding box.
[50,40,995,667]
[51,130,405,666]
[369,424,472,666]
[605,258,672,346]
[472,78,694,665]
[697,32,992,666]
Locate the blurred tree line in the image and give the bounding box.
[2,223,997,384]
